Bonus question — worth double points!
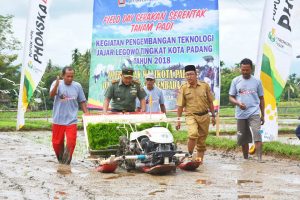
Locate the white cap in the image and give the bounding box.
[145,73,155,80]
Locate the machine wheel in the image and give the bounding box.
[118,136,135,171]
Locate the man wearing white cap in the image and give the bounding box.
[137,73,166,113]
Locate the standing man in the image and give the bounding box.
[50,66,88,165]
[103,67,146,113]
[176,65,216,163]
[229,58,265,162]
[136,73,166,113]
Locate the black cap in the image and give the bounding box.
[184,65,196,72]
[122,67,134,77]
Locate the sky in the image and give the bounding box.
[0,0,300,75]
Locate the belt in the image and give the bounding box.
[111,109,134,113]
[193,111,208,116]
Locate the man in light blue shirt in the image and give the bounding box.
[136,73,166,113]
[50,66,88,165]
[229,58,265,162]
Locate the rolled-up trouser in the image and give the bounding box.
[237,115,262,146]
[52,124,77,164]
[186,114,210,152]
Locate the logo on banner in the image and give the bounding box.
[28,61,34,69]
[268,28,276,42]
[118,0,126,7]
[268,28,292,52]
[27,60,42,73]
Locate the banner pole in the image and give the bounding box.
[216,112,220,137]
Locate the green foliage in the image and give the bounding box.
[220,66,240,106]
[0,15,21,52]
[72,49,90,98]
[36,60,61,109]
[0,15,21,106]
[281,74,300,101]
[87,122,174,150]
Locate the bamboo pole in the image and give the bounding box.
[216,112,220,137]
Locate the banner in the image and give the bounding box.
[255,0,296,141]
[88,0,220,110]
[17,0,52,130]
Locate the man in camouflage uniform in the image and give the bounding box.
[176,65,216,163]
[103,68,146,113]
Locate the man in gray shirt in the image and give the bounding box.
[229,58,265,162]
[50,66,88,165]
[136,73,166,113]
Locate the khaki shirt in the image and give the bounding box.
[177,81,214,115]
[105,79,146,111]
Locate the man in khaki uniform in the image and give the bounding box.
[176,65,216,163]
[103,67,146,113]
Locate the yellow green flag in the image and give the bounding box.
[255,1,296,141]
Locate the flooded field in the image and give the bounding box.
[0,131,300,200]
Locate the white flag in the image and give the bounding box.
[255,0,296,141]
[17,0,52,130]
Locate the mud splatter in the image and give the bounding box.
[238,194,264,199]
[104,173,135,180]
[237,180,262,185]
[196,179,212,185]
[148,190,165,195]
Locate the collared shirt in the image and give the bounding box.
[177,81,213,115]
[229,75,264,119]
[105,79,146,111]
[50,80,86,125]
[136,86,165,112]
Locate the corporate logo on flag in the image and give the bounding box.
[268,28,276,42]
[268,28,291,52]
[27,60,42,73]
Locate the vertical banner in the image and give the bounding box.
[17,0,52,130]
[88,0,220,111]
[255,0,296,141]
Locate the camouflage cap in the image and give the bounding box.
[122,67,134,77]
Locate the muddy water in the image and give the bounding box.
[0,131,300,200]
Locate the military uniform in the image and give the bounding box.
[177,81,214,152]
[105,79,146,112]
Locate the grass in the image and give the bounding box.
[0,110,86,119]
[1,106,299,119]
[174,131,237,150]
[0,120,52,131]
[263,141,300,159]
[219,107,235,117]
[0,120,83,131]
[173,130,300,160]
